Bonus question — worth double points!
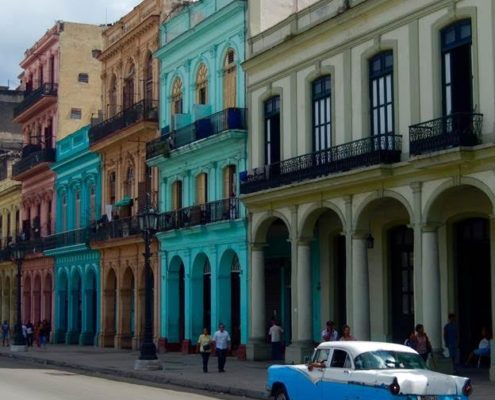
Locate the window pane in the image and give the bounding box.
[380,106,385,134]
[315,102,320,125]
[387,104,393,133]
[444,53,451,84]
[373,109,378,135]
[445,86,452,115]
[320,100,325,125]
[386,75,392,103]
[372,80,378,107]
[379,77,385,106]
[460,23,471,40]
[314,127,320,151]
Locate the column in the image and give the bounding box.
[296,241,312,342]
[1,210,7,245]
[40,200,48,237]
[351,233,370,340]
[421,226,441,349]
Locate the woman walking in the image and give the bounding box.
[197,328,212,373]
[415,324,432,362]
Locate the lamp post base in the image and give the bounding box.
[10,344,28,352]
[134,359,163,371]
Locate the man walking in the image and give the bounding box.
[268,320,284,360]
[444,313,458,371]
[213,323,231,372]
[1,320,9,346]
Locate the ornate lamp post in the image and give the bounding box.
[10,245,27,352]
[134,206,162,370]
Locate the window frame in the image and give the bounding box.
[312,75,332,151]
[264,96,281,165]
[70,108,82,120]
[369,51,394,137]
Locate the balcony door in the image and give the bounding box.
[441,20,472,116]
[264,96,281,166]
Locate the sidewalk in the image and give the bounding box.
[0,345,493,399]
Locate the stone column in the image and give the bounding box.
[421,225,441,350]
[246,244,269,360]
[351,232,370,340]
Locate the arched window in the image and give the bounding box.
[223,49,237,108]
[124,166,134,197]
[123,63,135,110]
[369,51,394,136]
[196,63,208,105]
[109,172,116,204]
[223,165,236,198]
[109,74,117,117]
[312,75,332,151]
[171,78,183,115]
[196,173,208,205]
[144,52,153,105]
[172,180,182,210]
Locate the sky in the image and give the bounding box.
[0,0,143,89]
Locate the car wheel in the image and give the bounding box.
[274,387,289,400]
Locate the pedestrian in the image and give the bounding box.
[465,327,491,367]
[197,328,212,373]
[321,320,338,342]
[443,313,458,370]
[34,321,42,348]
[1,320,10,346]
[404,329,417,350]
[45,320,52,343]
[415,324,432,362]
[40,320,48,350]
[26,321,34,347]
[212,323,231,373]
[339,324,356,341]
[268,320,284,360]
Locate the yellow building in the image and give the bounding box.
[242,0,495,379]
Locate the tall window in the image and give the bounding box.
[312,75,332,151]
[144,52,153,105]
[172,180,183,210]
[50,55,55,83]
[109,74,117,117]
[89,184,96,222]
[223,165,236,198]
[124,166,134,197]
[171,78,183,115]
[223,49,237,108]
[369,51,394,136]
[441,20,472,116]
[196,63,208,105]
[196,173,208,204]
[39,65,44,86]
[75,190,81,229]
[123,64,135,110]
[264,96,281,165]
[6,212,11,241]
[109,172,116,204]
[62,193,67,232]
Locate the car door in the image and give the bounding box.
[322,349,357,399]
[302,348,328,400]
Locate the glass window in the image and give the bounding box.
[354,351,427,370]
[70,108,82,119]
[78,73,89,83]
[223,49,237,108]
[171,78,183,115]
[330,350,352,369]
[312,349,330,364]
[196,63,208,105]
[369,51,394,136]
[123,64,135,109]
[109,172,116,204]
[312,75,332,151]
[264,96,281,165]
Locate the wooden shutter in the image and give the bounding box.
[196,173,207,204]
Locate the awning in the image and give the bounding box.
[114,196,133,207]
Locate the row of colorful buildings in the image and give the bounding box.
[0,0,494,379]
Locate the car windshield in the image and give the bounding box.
[354,350,427,370]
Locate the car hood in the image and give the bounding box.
[353,369,468,395]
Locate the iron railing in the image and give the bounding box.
[146,108,247,159]
[158,198,240,232]
[14,83,58,118]
[409,113,483,156]
[12,148,55,177]
[0,247,10,262]
[42,228,90,250]
[240,134,402,194]
[88,216,141,241]
[12,238,45,255]
[89,99,158,145]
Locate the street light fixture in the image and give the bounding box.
[10,244,27,352]
[134,205,162,370]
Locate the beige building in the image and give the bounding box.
[88,0,164,350]
[241,0,495,379]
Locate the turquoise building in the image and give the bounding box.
[147,0,248,355]
[45,126,101,345]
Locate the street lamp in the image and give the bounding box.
[10,244,27,352]
[134,206,162,370]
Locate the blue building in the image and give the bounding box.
[147,0,248,356]
[46,125,101,345]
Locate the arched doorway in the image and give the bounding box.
[167,256,185,348]
[102,269,117,347]
[33,275,41,323]
[67,271,82,344]
[121,267,135,349]
[191,253,211,340]
[83,269,97,345]
[23,275,32,323]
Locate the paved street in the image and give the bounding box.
[0,357,227,400]
[0,345,494,399]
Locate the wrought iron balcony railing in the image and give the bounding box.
[88,216,141,241]
[240,134,402,194]
[12,147,55,178]
[158,198,240,232]
[146,108,247,159]
[89,99,158,145]
[409,113,483,156]
[14,83,58,118]
[43,228,90,251]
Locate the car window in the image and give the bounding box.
[330,349,351,368]
[354,351,427,370]
[312,349,330,364]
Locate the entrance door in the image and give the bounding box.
[456,218,491,360]
[231,269,241,349]
[389,226,414,343]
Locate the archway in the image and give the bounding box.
[167,256,185,348]
[33,275,41,323]
[83,268,97,345]
[67,270,82,344]
[55,271,68,343]
[23,275,32,323]
[121,267,135,349]
[102,268,117,347]
[191,253,211,339]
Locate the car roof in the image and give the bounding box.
[316,341,418,357]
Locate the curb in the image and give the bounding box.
[0,351,268,399]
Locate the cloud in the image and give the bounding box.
[0,0,142,88]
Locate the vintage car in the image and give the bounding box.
[267,341,472,399]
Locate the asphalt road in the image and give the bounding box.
[0,357,228,400]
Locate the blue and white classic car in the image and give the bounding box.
[267,341,473,399]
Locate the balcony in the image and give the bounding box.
[240,134,402,194]
[89,216,141,242]
[89,100,158,146]
[12,147,55,178]
[158,198,240,232]
[146,108,247,160]
[409,113,483,156]
[0,247,10,262]
[13,83,58,122]
[43,228,90,251]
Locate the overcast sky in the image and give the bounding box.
[0,0,143,89]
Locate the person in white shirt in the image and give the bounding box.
[212,323,231,372]
[465,327,491,366]
[268,320,284,360]
[321,320,338,342]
